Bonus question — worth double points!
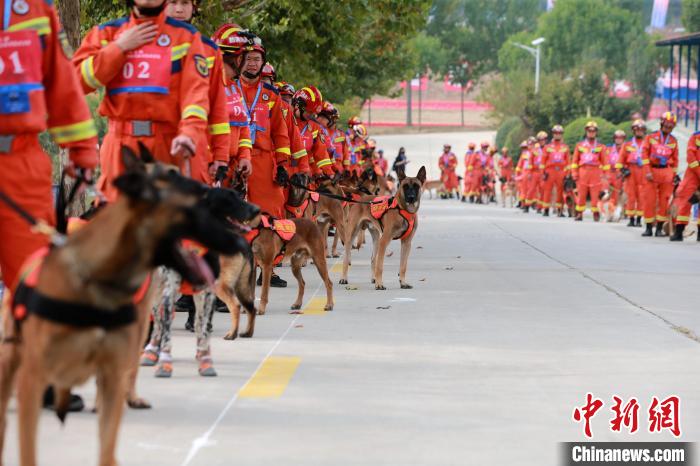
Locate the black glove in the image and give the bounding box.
[673,174,681,186]
[499,176,506,183]
[214,165,228,184]
[542,172,549,182]
[275,165,289,186]
[619,167,631,179]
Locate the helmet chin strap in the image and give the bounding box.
[242,70,262,80]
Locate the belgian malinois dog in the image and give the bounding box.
[0,146,243,466]
[249,217,334,315]
[339,166,426,290]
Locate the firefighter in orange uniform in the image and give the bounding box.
[272,81,309,175]
[640,112,679,237]
[317,102,348,173]
[620,119,646,227]
[0,0,98,290]
[497,147,513,197]
[462,142,475,201]
[351,124,368,176]
[233,33,291,216]
[604,130,626,215]
[515,140,534,211]
[541,125,570,217]
[572,121,609,221]
[533,131,547,212]
[167,0,229,185]
[670,130,700,241]
[292,86,334,179]
[438,144,459,198]
[210,24,252,177]
[73,0,211,200]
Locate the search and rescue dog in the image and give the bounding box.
[0,146,247,466]
[340,166,426,290]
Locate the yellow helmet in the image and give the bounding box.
[631,119,646,129]
[584,121,598,130]
[536,131,548,140]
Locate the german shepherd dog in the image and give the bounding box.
[563,174,577,217]
[0,146,245,466]
[339,166,426,290]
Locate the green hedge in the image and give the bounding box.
[495,117,521,150]
[504,121,530,162]
[563,116,617,148]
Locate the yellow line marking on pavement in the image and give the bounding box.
[302,296,327,315]
[330,262,344,274]
[238,356,301,398]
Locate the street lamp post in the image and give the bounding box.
[511,37,545,94]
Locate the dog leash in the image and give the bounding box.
[0,189,66,246]
[288,180,383,205]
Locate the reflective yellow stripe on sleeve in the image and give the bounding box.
[316,158,332,168]
[208,123,230,135]
[48,119,97,144]
[689,161,699,169]
[182,105,208,121]
[275,147,291,155]
[571,163,579,169]
[239,139,252,149]
[641,160,650,165]
[80,57,103,90]
[292,149,307,160]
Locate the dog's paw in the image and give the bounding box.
[400,283,413,289]
[324,304,334,311]
[339,278,348,285]
[375,284,386,290]
[223,331,238,341]
[127,397,152,410]
[240,331,253,338]
[290,303,301,310]
[371,278,375,284]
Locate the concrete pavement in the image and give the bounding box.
[4,131,700,466]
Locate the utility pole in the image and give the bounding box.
[510,37,546,94]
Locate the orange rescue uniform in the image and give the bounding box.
[74,12,210,200]
[236,78,290,216]
[0,0,98,287]
[640,131,678,225]
[621,137,645,219]
[541,141,570,211]
[672,132,700,226]
[572,139,609,214]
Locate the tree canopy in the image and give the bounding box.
[69,0,430,105]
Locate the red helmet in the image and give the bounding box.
[275,81,295,97]
[211,23,248,55]
[660,111,677,126]
[347,116,362,127]
[319,101,339,122]
[261,62,276,81]
[468,142,475,149]
[292,85,323,115]
[241,32,265,60]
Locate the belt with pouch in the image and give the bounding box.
[108,120,177,137]
[0,135,14,154]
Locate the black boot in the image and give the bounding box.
[697,227,700,242]
[523,206,529,213]
[635,216,642,227]
[174,294,194,313]
[215,297,229,313]
[542,209,549,217]
[655,223,667,237]
[669,224,685,242]
[574,213,582,221]
[557,208,565,218]
[516,201,521,208]
[641,223,653,237]
[257,271,287,287]
[626,217,635,227]
[185,310,194,332]
[43,387,84,412]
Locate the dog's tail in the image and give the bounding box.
[54,387,72,424]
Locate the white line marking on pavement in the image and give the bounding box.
[390,297,416,302]
[180,262,336,466]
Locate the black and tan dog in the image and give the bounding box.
[0,146,244,466]
[339,166,426,290]
[247,215,333,315]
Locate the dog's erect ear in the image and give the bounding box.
[396,164,406,182]
[137,141,155,164]
[121,145,145,174]
[416,166,426,185]
[113,172,148,200]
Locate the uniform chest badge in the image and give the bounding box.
[157,34,171,47]
[12,0,29,15]
[193,54,209,77]
[262,94,269,101]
